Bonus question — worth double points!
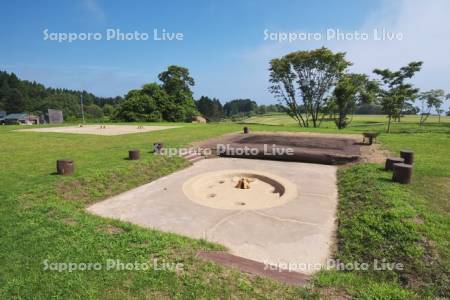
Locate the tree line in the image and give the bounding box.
[0,71,122,120]
[0,68,284,122]
[269,47,449,132]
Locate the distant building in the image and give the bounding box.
[45,109,63,124]
[3,113,40,125]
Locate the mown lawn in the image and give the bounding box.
[243,113,450,127]
[0,118,449,299]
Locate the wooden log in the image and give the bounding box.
[392,163,413,184]
[385,157,405,171]
[243,127,249,134]
[400,150,414,165]
[56,159,74,176]
[128,149,140,160]
[235,178,250,189]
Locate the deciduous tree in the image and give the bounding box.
[418,89,448,125]
[269,47,351,127]
[373,62,422,133]
[329,74,378,129]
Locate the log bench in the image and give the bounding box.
[129,149,140,160]
[385,157,405,171]
[400,150,414,165]
[56,159,74,176]
[392,163,413,184]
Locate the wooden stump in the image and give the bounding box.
[243,127,249,134]
[400,150,414,165]
[129,149,140,160]
[392,163,413,184]
[153,142,164,153]
[385,157,405,171]
[56,159,74,176]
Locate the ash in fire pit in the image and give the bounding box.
[183,169,297,210]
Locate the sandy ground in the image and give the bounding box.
[16,124,180,136]
[88,158,338,274]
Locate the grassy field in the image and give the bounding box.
[243,113,450,128]
[0,117,449,299]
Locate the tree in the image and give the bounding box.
[102,104,115,116]
[436,109,445,122]
[418,89,448,125]
[329,74,378,129]
[195,96,223,121]
[157,65,197,121]
[269,47,351,127]
[402,102,420,115]
[437,93,450,122]
[114,66,200,123]
[373,62,422,133]
[223,99,257,117]
[158,65,194,97]
[85,104,104,119]
[115,88,163,122]
[0,71,121,118]
[354,103,383,115]
[4,88,26,113]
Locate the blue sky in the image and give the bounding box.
[1,0,449,107]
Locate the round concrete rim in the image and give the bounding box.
[182,169,298,210]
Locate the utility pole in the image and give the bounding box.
[80,94,85,123]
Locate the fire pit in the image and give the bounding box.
[182,169,297,210]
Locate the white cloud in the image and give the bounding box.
[239,0,450,109]
[82,0,106,22]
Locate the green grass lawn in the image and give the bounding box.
[243,113,450,129]
[0,118,449,299]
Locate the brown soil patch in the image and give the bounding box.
[97,224,124,234]
[56,180,89,201]
[359,142,390,164]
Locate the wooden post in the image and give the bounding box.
[385,157,405,171]
[243,127,249,134]
[392,163,413,184]
[400,150,414,165]
[56,159,74,176]
[129,149,140,160]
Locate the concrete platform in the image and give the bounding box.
[87,158,338,274]
[17,124,179,136]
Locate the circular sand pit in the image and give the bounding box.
[183,169,297,210]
